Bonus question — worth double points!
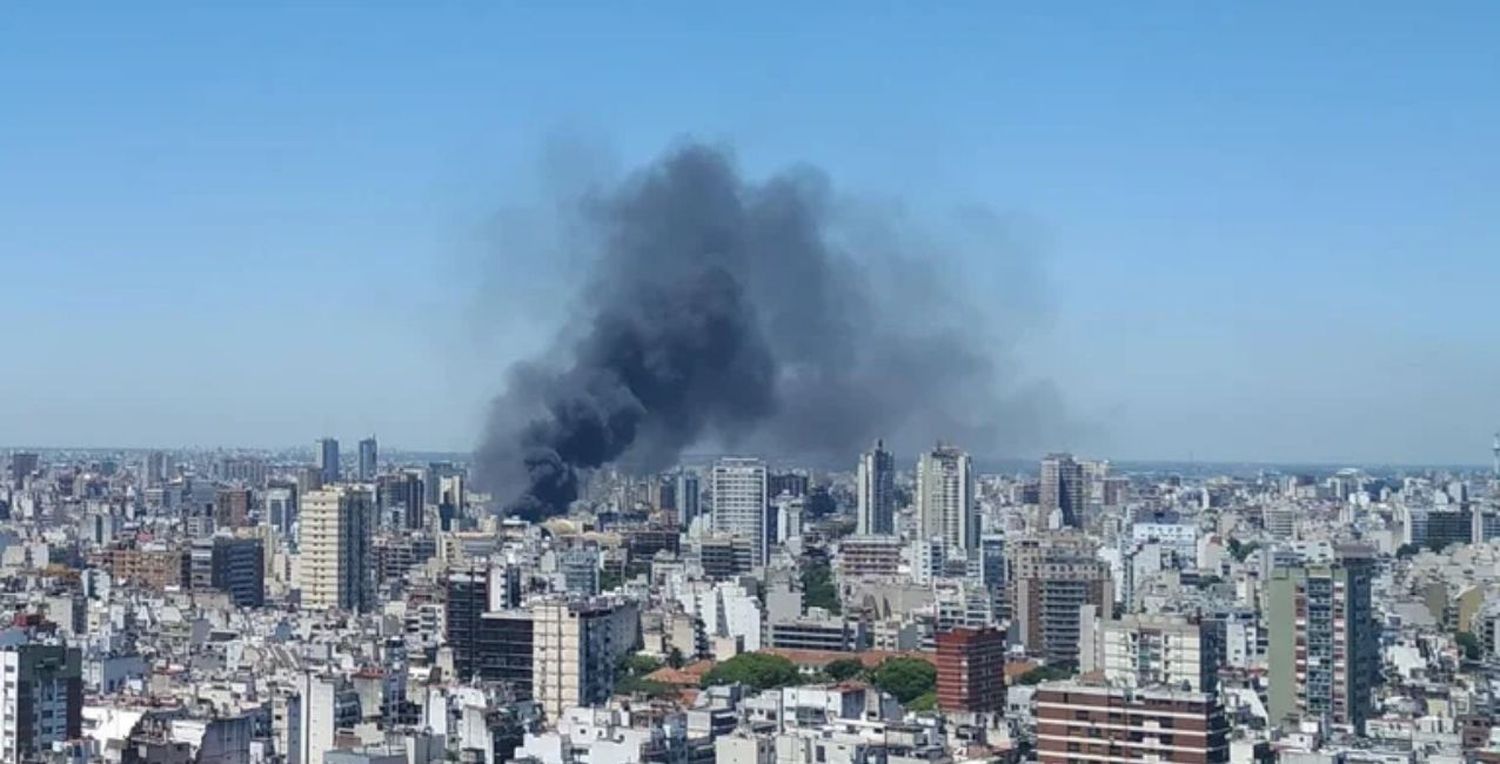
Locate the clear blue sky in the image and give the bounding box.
[2,3,1497,465]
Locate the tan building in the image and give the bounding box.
[531,599,640,721]
[1009,534,1113,665]
[297,486,374,612]
[101,544,186,590]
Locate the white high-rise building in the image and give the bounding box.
[297,486,373,613]
[296,672,338,764]
[917,445,977,553]
[856,439,896,536]
[712,458,769,566]
[1079,608,1217,693]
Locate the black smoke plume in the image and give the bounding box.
[476,141,1061,520]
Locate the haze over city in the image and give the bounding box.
[4,4,1498,465]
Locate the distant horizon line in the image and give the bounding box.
[1,442,1492,474]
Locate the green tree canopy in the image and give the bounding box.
[1228,538,1261,563]
[621,654,663,676]
[1016,664,1075,686]
[1457,631,1482,661]
[906,691,937,712]
[702,653,802,690]
[823,658,866,681]
[869,658,936,703]
[802,561,841,614]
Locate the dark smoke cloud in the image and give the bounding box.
[476,141,1064,519]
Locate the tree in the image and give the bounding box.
[1396,542,1422,558]
[1228,538,1261,563]
[802,561,841,614]
[869,658,936,704]
[824,658,866,681]
[906,691,938,712]
[666,647,686,669]
[615,675,678,698]
[1457,631,1483,661]
[614,653,673,698]
[1427,538,1451,554]
[622,654,663,676]
[1016,664,1075,685]
[702,653,802,690]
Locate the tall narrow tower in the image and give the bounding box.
[1491,431,1499,481]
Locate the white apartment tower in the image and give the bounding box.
[917,445,977,553]
[712,458,770,566]
[856,439,896,536]
[297,486,374,612]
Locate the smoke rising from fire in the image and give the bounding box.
[475,141,1063,519]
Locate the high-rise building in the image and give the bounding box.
[143,451,167,489]
[712,458,769,567]
[425,461,462,505]
[1010,534,1113,665]
[218,456,269,487]
[357,436,378,482]
[1492,431,1500,482]
[1079,609,1218,693]
[214,487,252,528]
[768,471,810,499]
[264,485,298,544]
[856,439,896,536]
[447,568,493,681]
[1268,546,1377,732]
[377,471,424,531]
[917,445,977,553]
[475,611,535,698]
[835,535,905,579]
[935,626,1007,713]
[1040,453,1086,529]
[189,535,266,608]
[558,543,602,597]
[674,471,701,529]
[0,643,83,762]
[531,599,641,721]
[1035,681,1229,764]
[9,451,38,490]
[316,437,341,485]
[297,672,358,764]
[298,486,374,613]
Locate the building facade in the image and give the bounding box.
[298,486,374,613]
[357,436,378,482]
[531,599,641,722]
[316,438,341,485]
[935,626,1006,713]
[856,439,896,536]
[1040,453,1086,529]
[1267,546,1377,732]
[712,458,769,567]
[1035,681,1229,764]
[917,446,977,554]
[0,644,83,762]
